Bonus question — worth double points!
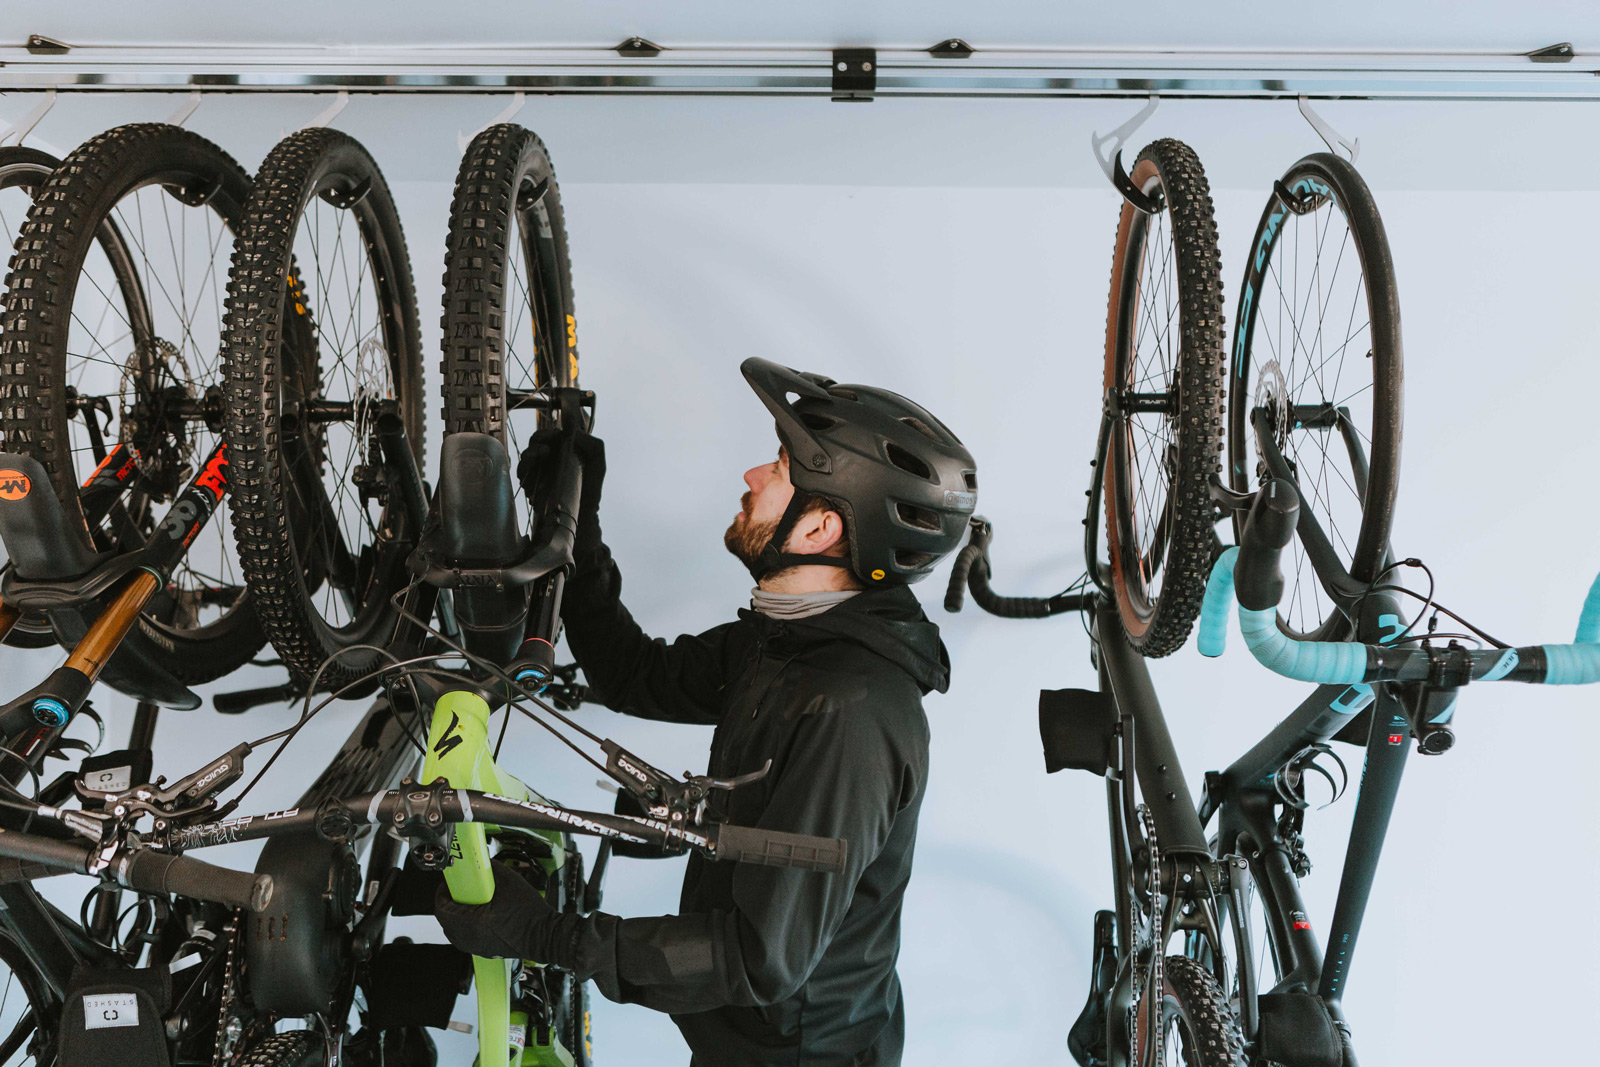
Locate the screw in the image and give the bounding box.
[837,62,847,71]
[1156,763,1166,773]
[1166,792,1176,800]
[812,453,826,465]
[863,62,873,71]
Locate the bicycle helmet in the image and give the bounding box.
[741,357,978,585]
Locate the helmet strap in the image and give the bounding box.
[747,491,853,582]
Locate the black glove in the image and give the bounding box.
[515,428,606,570]
[434,861,559,962]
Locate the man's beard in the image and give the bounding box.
[724,491,780,571]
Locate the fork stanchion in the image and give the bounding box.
[17,442,232,728]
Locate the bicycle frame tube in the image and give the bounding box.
[1096,603,1208,855]
[1317,689,1410,1005]
[423,690,574,1067]
[0,882,115,1000]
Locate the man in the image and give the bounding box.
[436,357,978,1065]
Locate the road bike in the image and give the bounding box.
[945,141,1600,1067]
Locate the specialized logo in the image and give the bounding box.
[433,711,464,759]
[0,469,30,500]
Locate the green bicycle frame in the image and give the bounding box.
[423,689,579,1067]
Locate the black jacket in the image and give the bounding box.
[560,549,947,1066]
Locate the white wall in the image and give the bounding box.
[5,105,1599,1065]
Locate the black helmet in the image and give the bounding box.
[741,357,978,585]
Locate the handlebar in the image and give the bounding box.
[164,784,849,876]
[0,829,274,911]
[0,783,845,909]
[1198,479,1600,689]
[944,519,1093,619]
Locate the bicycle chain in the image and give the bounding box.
[212,916,241,1067]
[1132,804,1164,1067]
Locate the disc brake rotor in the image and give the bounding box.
[118,337,197,499]
[1255,359,1292,472]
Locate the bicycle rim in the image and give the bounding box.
[1229,152,1403,641]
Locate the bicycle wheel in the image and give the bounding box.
[0,124,265,682]
[440,124,578,488]
[1102,139,1227,657]
[1131,956,1248,1067]
[0,147,62,649]
[224,128,425,690]
[0,930,57,1066]
[1229,153,1402,641]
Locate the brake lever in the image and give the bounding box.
[602,738,774,826]
[689,760,772,794]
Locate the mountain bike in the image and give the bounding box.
[945,144,1600,1067]
[0,414,845,1067]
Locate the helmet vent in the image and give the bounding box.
[801,412,837,431]
[898,416,943,444]
[884,441,933,480]
[894,549,937,570]
[963,470,978,490]
[896,502,941,531]
[827,387,860,402]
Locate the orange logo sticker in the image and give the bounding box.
[0,470,30,501]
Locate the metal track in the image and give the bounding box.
[0,44,1597,100]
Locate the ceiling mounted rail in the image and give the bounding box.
[0,43,1596,101]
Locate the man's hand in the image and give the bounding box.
[516,428,606,567]
[434,860,558,961]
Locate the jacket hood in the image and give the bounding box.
[739,585,951,695]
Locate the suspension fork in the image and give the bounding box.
[0,443,232,745]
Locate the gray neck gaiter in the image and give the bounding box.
[750,587,862,620]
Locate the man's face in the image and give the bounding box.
[724,447,796,568]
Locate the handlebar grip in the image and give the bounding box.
[1197,548,1239,657]
[1542,643,1600,685]
[213,683,299,715]
[1235,478,1300,611]
[714,824,847,874]
[116,851,274,912]
[968,560,1059,619]
[943,543,983,614]
[1576,570,1600,645]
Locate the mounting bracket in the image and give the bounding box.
[832,48,876,103]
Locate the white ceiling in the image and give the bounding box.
[4,0,1597,52]
[3,3,1599,191]
[4,90,1599,192]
